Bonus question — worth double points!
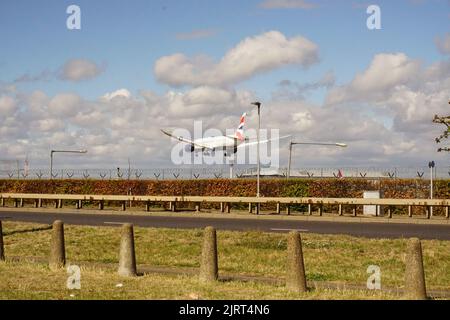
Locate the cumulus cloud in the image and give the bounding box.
[11,59,104,84]
[48,93,82,117]
[0,95,17,116]
[435,33,450,55]
[154,31,319,87]
[102,88,131,101]
[260,0,317,9]
[59,59,104,81]
[325,53,421,105]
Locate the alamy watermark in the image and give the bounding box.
[67,264,81,290]
[66,5,81,30]
[367,5,381,30]
[366,265,381,290]
[169,121,281,167]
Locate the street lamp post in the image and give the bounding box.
[50,149,88,179]
[251,101,261,197]
[287,141,347,179]
[428,161,435,217]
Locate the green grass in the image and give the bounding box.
[1,221,449,299]
[0,262,400,300]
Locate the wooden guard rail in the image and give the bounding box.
[0,193,449,219]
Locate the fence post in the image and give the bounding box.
[425,206,431,219]
[49,220,65,271]
[276,203,280,214]
[338,204,343,216]
[220,202,224,213]
[408,206,412,218]
[0,198,4,207]
[99,201,104,210]
[285,204,290,215]
[404,238,427,300]
[0,221,4,261]
[195,203,200,212]
[118,223,137,277]
[286,231,307,293]
[199,226,218,282]
[145,202,150,212]
[248,203,253,214]
[307,204,312,215]
[446,207,449,219]
[318,204,323,216]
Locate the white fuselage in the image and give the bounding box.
[193,135,240,151]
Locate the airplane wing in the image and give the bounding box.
[237,135,291,148]
[160,129,214,150]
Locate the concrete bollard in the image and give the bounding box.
[307,204,312,215]
[199,226,218,282]
[220,202,224,213]
[49,220,66,270]
[285,205,290,215]
[118,223,137,277]
[0,221,4,261]
[404,238,427,300]
[255,203,260,215]
[99,201,104,210]
[338,204,343,216]
[145,202,150,212]
[121,201,126,211]
[0,198,4,207]
[195,203,200,212]
[276,203,281,214]
[248,203,253,213]
[286,231,307,293]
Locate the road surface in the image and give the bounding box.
[1,210,449,240]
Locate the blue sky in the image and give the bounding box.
[0,0,449,169]
[1,0,448,100]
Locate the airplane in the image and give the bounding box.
[161,112,290,157]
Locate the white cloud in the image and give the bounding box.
[48,93,82,117]
[154,31,319,87]
[0,95,17,116]
[435,33,450,55]
[60,59,104,81]
[260,0,317,9]
[326,53,421,105]
[102,88,131,101]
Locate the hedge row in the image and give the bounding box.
[0,178,448,199]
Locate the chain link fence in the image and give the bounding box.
[0,166,449,180]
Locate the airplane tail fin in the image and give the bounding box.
[234,112,246,141]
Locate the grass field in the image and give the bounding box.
[1,221,449,299]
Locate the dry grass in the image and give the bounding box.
[1,221,449,299]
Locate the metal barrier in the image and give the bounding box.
[0,193,449,219]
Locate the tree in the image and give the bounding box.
[433,101,450,152]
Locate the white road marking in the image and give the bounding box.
[270,228,309,232]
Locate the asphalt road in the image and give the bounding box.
[1,210,449,240]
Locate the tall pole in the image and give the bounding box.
[429,161,435,217]
[257,103,260,197]
[50,151,54,180]
[287,141,293,179]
